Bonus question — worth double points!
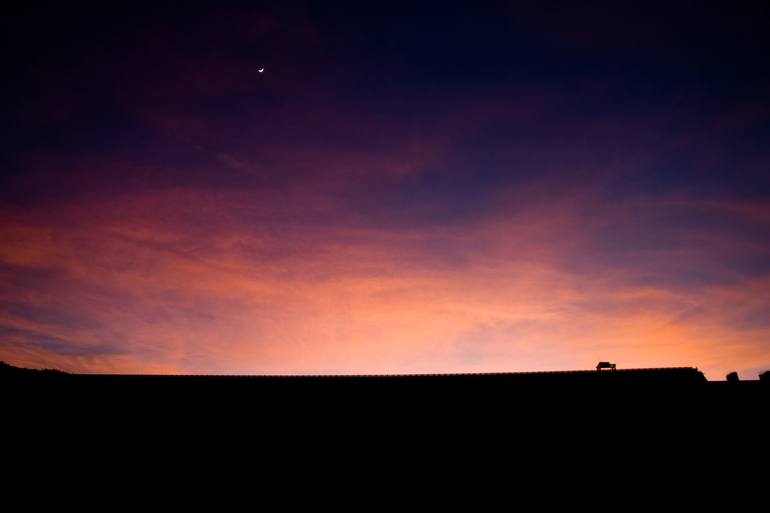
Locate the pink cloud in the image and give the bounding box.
[2,185,769,379]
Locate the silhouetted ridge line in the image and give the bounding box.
[2,360,708,382]
[76,367,703,378]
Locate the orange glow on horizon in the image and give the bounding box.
[1,187,769,380]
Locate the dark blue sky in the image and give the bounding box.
[1,1,770,377]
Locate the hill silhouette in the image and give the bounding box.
[4,360,767,468]
[4,360,765,408]
[1,359,712,384]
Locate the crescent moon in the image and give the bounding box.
[258,68,265,73]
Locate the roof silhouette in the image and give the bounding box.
[1,360,708,383]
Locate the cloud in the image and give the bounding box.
[1,180,769,378]
[3,19,770,382]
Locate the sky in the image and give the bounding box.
[2,2,770,379]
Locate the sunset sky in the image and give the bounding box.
[2,2,770,379]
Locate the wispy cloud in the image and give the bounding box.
[2,178,769,378]
[3,8,770,381]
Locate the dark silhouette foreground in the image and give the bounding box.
[4,360,765,409]
[4,360,766,466]
[2,359,714,387]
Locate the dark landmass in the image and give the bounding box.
[4,361,767,467]
[4,360,765,410]
[2,359,717,383]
